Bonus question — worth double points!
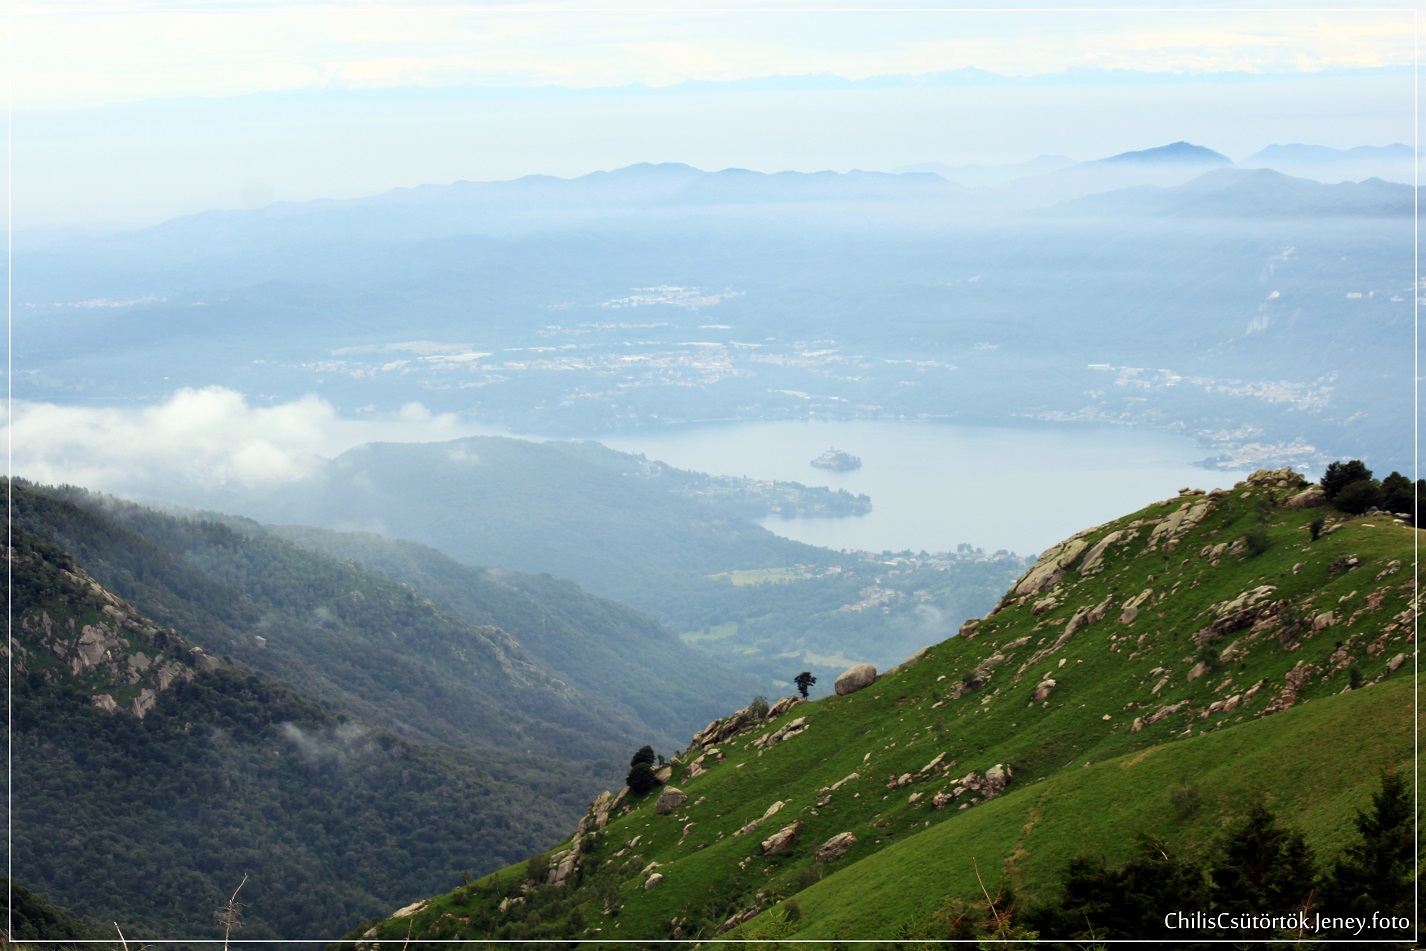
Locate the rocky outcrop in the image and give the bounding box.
[765,696,801,719]
[885,646,930,676]
[586,791,616,831]
[1119,588,1154,625]
[733,800,787,838]
[13,554,203,718]
[1013,537,1090,596]
[815,832,857,863]
[1245,467,1309,490]
[835,663,878,696]
[1287,486,1328,508]
[1194,585,1277,645]
[549,849,578,885]
[131,688,158,718]
[760,821,804,856]
[691,700,772,750]
[751,716,808,749]
[1147,499,1212,552]
[1079,530,1128,574]
[942,764,1013,805]
[655,786,687,815]
[644,872,664,890]
[683,747,725,779]
[1133,700,1189,732]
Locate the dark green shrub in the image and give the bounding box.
[1169,783,1200,818]
[626,761,659,795]
[526,851,550,884]
[1379,471,1415,516]
[1334,480,1382,515]
[1243,525,1270,556]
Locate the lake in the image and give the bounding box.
[596,419,1245,557]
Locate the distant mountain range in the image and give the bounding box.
[1242,142,1417,184]
[1054,166,1414,218]
[13,140,1417,483]
[899,141,1414,190]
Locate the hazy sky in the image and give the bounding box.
[7,4,1418,229]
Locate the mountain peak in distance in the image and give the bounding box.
[1093,141,1232,167]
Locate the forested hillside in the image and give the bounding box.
[250,520,764,744]
[12,480,757,759]
[8,514,596,938]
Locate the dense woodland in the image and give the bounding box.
[7,482,761,939]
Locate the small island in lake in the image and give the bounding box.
[810,448,862,471]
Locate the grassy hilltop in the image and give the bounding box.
[345,467,1417,944]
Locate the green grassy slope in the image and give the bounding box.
[765,675,1412,940]
[345,469,1417,943]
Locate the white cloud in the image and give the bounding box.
[7,387,496,499]
[10,7,1414,111]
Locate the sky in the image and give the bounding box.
[5,3,1419,231]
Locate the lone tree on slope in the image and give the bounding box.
[626,745,660,795]
[794,671,817,699]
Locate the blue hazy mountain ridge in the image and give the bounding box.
[892,153,1075,186]
[985,141,1235,207]
[1049,167,1415,218]
[11,145,1415,472]
[1242,143,1417,184]
[10,147,1392,300]
[1094,140,1232,166]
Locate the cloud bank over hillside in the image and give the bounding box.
[8,387,495,499]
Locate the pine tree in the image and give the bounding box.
[1209,803,1317,927]
[1321,767,1416,940]
[1320,459,1374,500]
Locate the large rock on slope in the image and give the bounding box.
[655,786,687,815]
[835,663,878,696]
[761,821,804,856]
[815,832,857,863]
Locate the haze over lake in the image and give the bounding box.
[599,419,1238,557]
